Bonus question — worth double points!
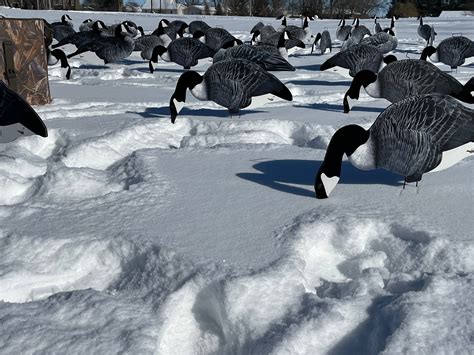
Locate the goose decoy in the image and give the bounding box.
[134,24,172,61]
[170,20,188,37]
[169,59,293,123]
[0,81,48,143]
[79,19,94,32]
[358,31,397,54]
[152,19,177,40]
[187,20,211,35]
[254,31,304,61]
[282,17,312,42]
[418,17,436,46]
[336,18,352,42]
[252,24,277,43]
[315,94,474,198]
[194,27,242,52]
[312,30,332,54]
[102,20,139,38]
[250,21,265,34]
[382,16,396,36]
[52,20,106,50]
[320,44,397,77]
[149,37,215,72]
[374,16,382,33]
[350,18,371,43]
[50,14,75,42]
[213,43,295,71]
[420,36,474,70]
[67,23,135,64]
[343,60,474,113]
[253,29,305,55]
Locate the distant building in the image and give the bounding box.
[182,4,215,15]
[141,0,178,14]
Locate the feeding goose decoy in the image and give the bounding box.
[187,20,211,35]
[253,29,305,56]
[315,93,474,199]
[134,24,172,61]
[282,16,313,42]
[358,31,397,54]
[312,30,332,54]
[0,81,48,143]
[170,20,188,37]
[52,20,107,50]
[336,18,352,42]
[67,23,135,64]
[350,18,371,44]
[151,19,178,40]
[194,27,242,52]
[418,17,436,46]
[213,43,295,71]
[320,44,397,77]
[254,31,304,61]
[169,59,293,123]
[343,59,474,112]
[420,36,474,70]
[149,37,215,72]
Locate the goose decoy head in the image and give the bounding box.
[92,20,106,32]
[315,125,369,199]
[50,49,71,79]
[420,46,437,61]
[252,30,261,44]
[177,23,188,37]
[137,26,145,36]
[169,71,203,123]
[83,19,93,24]
[193,30,206,43]
[343,70,377,113]
[312,33,322,54]
[61,14,72,23]
[383,55,397,65]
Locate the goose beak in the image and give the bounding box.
[170,95,185,124]
[315,172,339,199]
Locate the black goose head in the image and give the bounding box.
[193,30,206,41]
[83,19,93,24]
[137,26,145,36]
[343,70,377,113]
[169,71,203,123]
[420,46,437,61]
[114,23,128,37]
[281,16,287,26]
[177,23,188,37]
[383,54,397,65]
[92,20,106,32]
[277,30,291,48]
[251,29,260,43]
[61,14,72,23]
[315,125,369,199]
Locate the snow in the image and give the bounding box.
[0,7,473,354]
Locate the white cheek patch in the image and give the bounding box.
[284,32,290,40]
[321,173,340,196]
[198,36,205,43]
[173,98,185,114]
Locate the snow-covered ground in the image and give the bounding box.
[0,7,473,354]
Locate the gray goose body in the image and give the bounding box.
[315,94,474,198]
[213,44,295,71]
[67,25,135,64]
[423,36,474,69]
[50,15,74,41]
[0,81,48,143]
[188,20,211,35]
[169,59,293,121]
[320,44,385,77]
[343,59,474,112]
[161,37,215,69]
[359,31,397,54]
[418,17,435,45]
[52,21,106,49]
[170,20,188,36]
[369,60,467,102]
[336,19,352,41]
[367,94,473,179]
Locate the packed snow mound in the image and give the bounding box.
[0,213,471,353]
